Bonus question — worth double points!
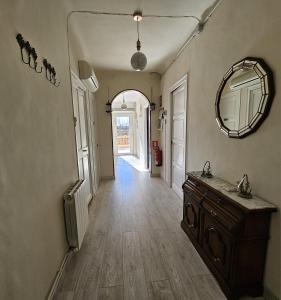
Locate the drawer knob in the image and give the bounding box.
[210,210,217,217]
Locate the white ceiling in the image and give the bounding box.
[69,0,218,73]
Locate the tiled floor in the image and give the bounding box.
[54,158,262,300]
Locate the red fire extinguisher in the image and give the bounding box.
[152,141,162,167]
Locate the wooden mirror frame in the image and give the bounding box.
[215,57,274,138]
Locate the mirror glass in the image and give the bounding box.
[215,58,274,138]
[220,69,261,131]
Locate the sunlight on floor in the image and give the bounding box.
[117,155,149,172]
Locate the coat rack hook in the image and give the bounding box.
[29,47,42,73]
[42,58,60,87]
[43,59,52,81]
[53,79,61,87]
[16,33,30,64]
[34,63,43,74]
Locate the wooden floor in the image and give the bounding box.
[54,158,257,300]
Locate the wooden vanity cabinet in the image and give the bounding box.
[181,173,277,300]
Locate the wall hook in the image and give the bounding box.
[16,33,59,86]
[16,33,29,64]
[43,59,60,87]
[50,67,60,86]
[16,33,43,73]
[43,59,52,81]
[53,79,61,87]
[29,47,42,73]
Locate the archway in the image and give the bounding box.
[110,90,151,176]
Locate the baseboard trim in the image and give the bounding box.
[150,173,160,177]
[46,249,72,300]
[264,287,280,300]
[101,175,115,180]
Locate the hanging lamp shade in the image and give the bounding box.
[121,94,127,110]
[131,12,147,71]
[131,51,147,71]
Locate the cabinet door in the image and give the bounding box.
[183,193,200,241]
[202,213,231,278]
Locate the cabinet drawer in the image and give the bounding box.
[202,213,232,279]
[205,189,244,220]
[185,178,208,195]
[202,200,238,233]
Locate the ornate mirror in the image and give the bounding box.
[215,57,274,138]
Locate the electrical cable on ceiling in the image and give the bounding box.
[68,10,200,22]
[66,1,223,75]
[144,14,200,22]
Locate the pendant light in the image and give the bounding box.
[131,11,147,71]
[121,93,127,110]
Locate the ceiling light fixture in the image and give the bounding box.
[121,93,127,110]
[133,10,143,22]
[131,10,147,71]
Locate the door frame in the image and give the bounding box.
[110,90,152,177]
[169,74,188,193]
[71,71,94,200]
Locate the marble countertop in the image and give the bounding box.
[188,171,277,211]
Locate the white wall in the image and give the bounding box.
[0,1,102,299]
[95,70,161,178]
[0,1,77,299]
[160,0,281,298]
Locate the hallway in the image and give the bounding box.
[115,156,149,173]
[1,1,280,299]
[54,160,226,300]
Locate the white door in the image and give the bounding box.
[171,83,186,199]
[220,91,240,130]
[72,85,92,204]
[246,84,262,123]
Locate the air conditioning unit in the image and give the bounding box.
[230,70,260,91]
[78,60,99,92]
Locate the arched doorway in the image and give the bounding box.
[110,90,151,175]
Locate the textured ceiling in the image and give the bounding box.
[69,0,218,73]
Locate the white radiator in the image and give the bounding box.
[64,179,89,250]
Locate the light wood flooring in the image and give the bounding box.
[54,157,261,300]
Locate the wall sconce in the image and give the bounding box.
[106,101,112,113]
[150,102,156,111]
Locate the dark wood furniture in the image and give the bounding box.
[181,172,277,300]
